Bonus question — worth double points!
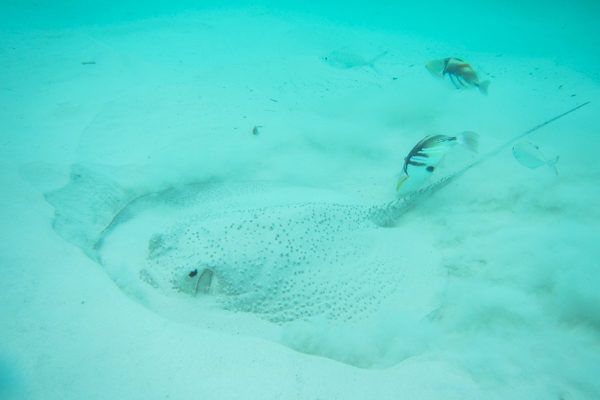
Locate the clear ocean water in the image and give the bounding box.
[1,1,599,399]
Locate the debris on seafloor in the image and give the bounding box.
[252,125,263,136]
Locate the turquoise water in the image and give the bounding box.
[1,1,599,399]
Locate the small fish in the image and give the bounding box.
[397,131,479,191]
[426,57,490,95]
[322,50,388,70]
[512,141,559,175]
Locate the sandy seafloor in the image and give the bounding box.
[1,1,600,399]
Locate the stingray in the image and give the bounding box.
[39,102,589,360]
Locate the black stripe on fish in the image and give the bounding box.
[407,160,426,167]
[442,58,451,73]
[402,135,457,174]
[422,135,456,147]
[449,73,470,89]
[449,74,460,89]
[442,58,470,90]
[443,57,465,73]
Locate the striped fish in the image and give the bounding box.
[426,57,490,95]
[397,132,479,191]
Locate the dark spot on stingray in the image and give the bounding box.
[426,166,435,172]
[570,94,576,97]
[189,269,198,278]
[81,61,96,65]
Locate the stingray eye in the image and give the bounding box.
[426,166,435,172]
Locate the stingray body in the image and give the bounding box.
[43,102,588,331]
[50,177,438,325]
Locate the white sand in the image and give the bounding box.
[1,5,600,400]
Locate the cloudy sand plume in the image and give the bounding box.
[1,1,600,399]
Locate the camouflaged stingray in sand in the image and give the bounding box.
[47,173,440,324]
[41,103,588,366]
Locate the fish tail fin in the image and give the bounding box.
[547,155,560,175]
[478,80,491,95]
[368,51,388,67]
[368,63,381,74]
[458,131,480,153]
[396,175,409,191]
